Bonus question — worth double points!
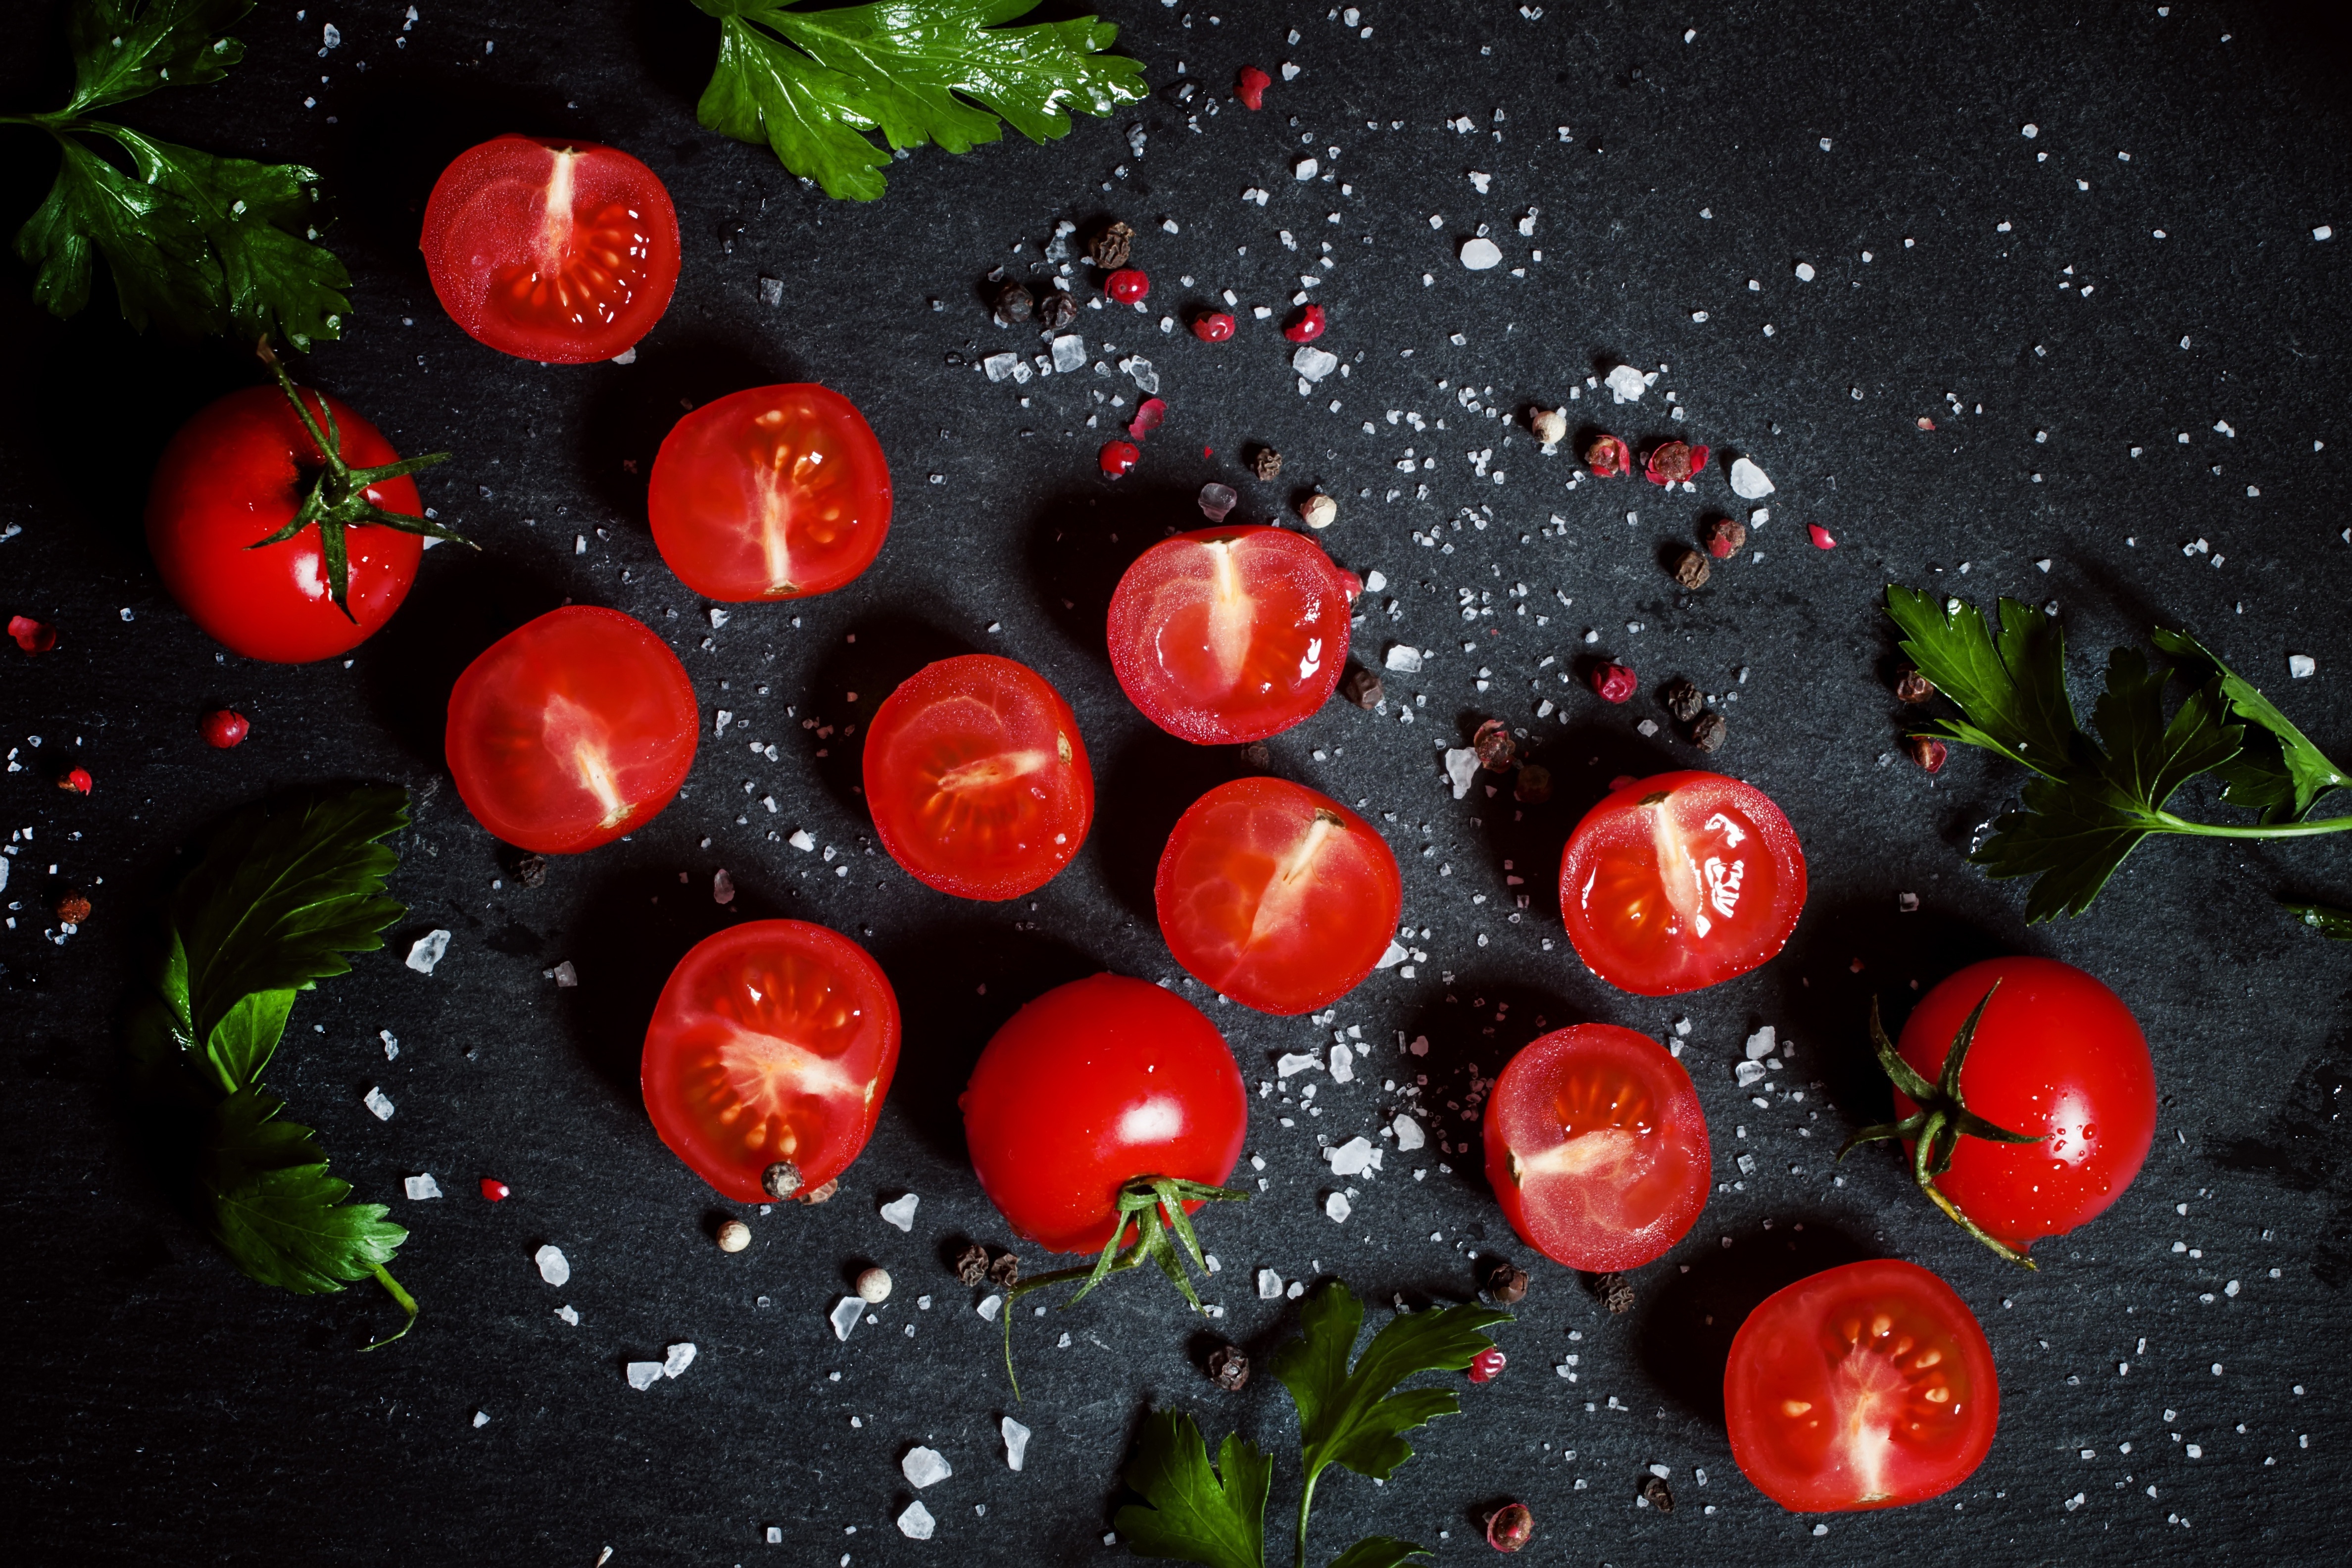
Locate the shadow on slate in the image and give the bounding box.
[356,547,575,771]
[799,610,980,818]
[1389,978,1582,1200]
[625,0,725,117]
[338,81,589,273]
[1633,1220,1879,1424]
[1090,723,1252,927]
[1022,479,1195,666]
[573,330,811,529]
[2205,1053,2352,1289]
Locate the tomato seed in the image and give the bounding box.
[1906,735,1949,773]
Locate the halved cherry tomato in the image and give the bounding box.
[1557,770,1807,996]
[862,653,1094,900]
[1483,1025,1709,1271]
[961,975,1246,1253]
[648,384,891,602]
[445,606,699,854]
[420,135,681,362]
[1892,957,2156,1255]
[1724,1259,1999,1512]
[1155,778,1400,1014]
[1106,524,1359,743]
[641,920,900,1203]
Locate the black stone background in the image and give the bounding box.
[3,0,2351,1563]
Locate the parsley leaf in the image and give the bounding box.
[63,0,249,116]
[1113,1410,1270,1568]
[1883,585,2086,776]
[691,0,1146,200]
[2151,628,2350,823]
[202,1088,407,1295]
[2284,902,2352,939]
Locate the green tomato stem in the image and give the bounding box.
[2155,812,2352,840]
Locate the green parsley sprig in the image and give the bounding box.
[690,0,1147,201]
[1113,1280,1511,1568]
[5,0,350,346]
[1885,585,2352,926]
[125,784,418,1344]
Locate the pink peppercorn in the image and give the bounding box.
[480,1178,510,1202]
[1283,304,1326,343]
[1192,311,1236,342]
[1468,1346,1507,1384]
[57,767,92,794]
[1235,66,1271,110]
[1104,268,1150,304]
[1591,663,1637,703]
[1100,440,1141,478]
[200,709,250,748]
[1809,524,1839,550]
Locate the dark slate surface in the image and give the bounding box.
[4,0,2351,1563]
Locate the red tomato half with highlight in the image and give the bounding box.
[1107,525,1359,744]
[421,135,681,362]
[146,387,424,663]
[864,654,1094,900]
[446,606,699,853]
[1155,778,1400,1015]
[961,975,1246,1254]
[1558,771,1806,996]
[642,920,900,1203]
[648,384,892,602]
[1483,1025,1709,1271]
[1725,1259,1999,1512]
[1895,957,2157,1255]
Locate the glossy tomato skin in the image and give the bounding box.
[648,383,891,602]
[641,920,901,1203]
[1557,770,1807,996]
[146,386,424,663]
[421,135,681,363]
[1155,778,1401,1015]
[1725,1259,1999,1512]
[961,975,1247,1254]
[1107,525,1359,744]
[445,606,699,854]
[1483,1025,1709,1271]
[1896,957,2156,1253]
[863,654,1094,901]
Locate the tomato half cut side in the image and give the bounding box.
[1155,777,1401,1015]
[648,384,892,602]
[863,653,1094,900]
[421,135,681,363]
[642,920,900,1203]
[1724,1259,1999,1512]
[1107,524,1360,743]
[1558,770,1807,996]
[1482,1025,1709,1271]
[445,605,700,854]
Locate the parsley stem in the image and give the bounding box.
[1294,1467,1321,1568]
[2159,812,2352,839]
[359,1262,417,1350]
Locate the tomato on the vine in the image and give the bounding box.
[1557,770,1807,995]
[421,135,681,363]
[1725,1259,1999,1512]
[961,975,1246,1254]
[1484,1025,1709,1271]
[445,605,699,854]
[1107,525,1359,743]
[641,920,900,1204]
[648,383,891,602]
[1155,777,1400,1015]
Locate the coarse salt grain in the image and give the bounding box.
[880,1192,920,1231]
[405,930,451,973]
[902,1447,953,1488]
[363,1086,395,1121]
[1459,237,1503,271]
[535,1244,571,1285]
[403,1174,442,1200]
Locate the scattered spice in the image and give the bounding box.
[797,1177,840,1205]
[1513,763,1552,804]
[1242,741,1274,770]
[1583,435,1630,478]
[1905,735,1950,773]
[1249,445,1284,480]
[1669,547,1711,589]
[761,1160,805,1199]
[1917,416,1937,431]
[1704,516,1747,558]
[1100,440,1140,478]
[1467,1346,1507,1384]
[1528,407,1567,447]
[985,1249,1022,1288]
[716,1219,751,1253]
[199,709,250,748]
[1339,667,1383,709]
[1104,267,1150,303]
[856,1266,894,1303]
[55,889,92,926]
[1298,493,1337,530]
[1191,310,1236,342]
[1640,1475,1675,1513]
[9,615,57,654]
[1283,303,1326,342]
[1690,711,1729,753]
[1472,718,1519,771]
[1809,524,1839,550]
[479,1178,510,1202]
[1594,1272,1636,1314]
[1643,440,1709,487]
[1894,666,1937,704]
[991,280,1034,323]
[1038,289,1079,330]
[1208,1343,1251,1390]
[1128,397,1167,440]
[511,853,548,889]
[1485,1502,1534,1553]
[1660,678,1705,723]
[1480,1255,1530,1304]
[57,766,92,794]
[1235,65,1271,109]
[1088,219,1135,269]
[1591,663,1637,703]
[954,1243,991,1285]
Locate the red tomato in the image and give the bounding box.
[420,135,681,363]
[146,386,424,663]
[961,975,1246,1254]
[1557,770,1807,996]
[641,920,900,1203]
[1483,1025,1709,1271]
[1155,778,1400,1015]
[1107,525,1358,743]
[863,654,1094,900]
[445,606,699,854]
[1894,957,2156,1254]
[1724,1259,1999,1511]
[648,383,891,602]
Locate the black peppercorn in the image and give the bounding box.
[985,1250,1021,1289]
[1704,516,1748,558]
[1594,1272,1636,1314]
[1660,677,1704,724]
[1089,219,1136,269]
[1038,288,1079,331]
[953,1243,990,1286]
[512,853,548,889]
[1481,1255,1530,1304]
[1250,446,1284,480]
[1895,665,1937,704]
[1339,667,1383,709]
[1242,741,1273,770]
[1472,718,1519,771]
[1208,1344,1250,1390]
[1514,763,1553,804]
[992,280,1035,323]
[1690,711,1728,752]
[1640,1474,1674,1513]
[1670,546,1712,589]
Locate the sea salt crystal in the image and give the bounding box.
[403,1174,442,1200]
[1375,940,1408,970]
[1468,171,1492,194]
[548,960,578,987]
[1051,334,1087,372]
[1325,1137,1380,1177]
[1325,1192,1353,1223]
[1459,237,1503,271]
[2315,226,2333,242]
[1276,1052,1321,1078]
[2289,654,2316,679]
[1794,261,1816,282]
[555,1304,579,1325]
[406,930,451,973]
[363,1086,395,1121]
[1604,364,1648,403]
[1295,157,1320,180]
[977,1294,1003,1321]
[1729,457,1775,498]
[1746,1026,1777,1060]
[535,1244,571,1285]
[1393,1114,1425,1150]
[713,869,735,904]
[898,1503,935,1541]
[789,829,816,851]
[1735,1060,1766,1087]
[1445,747,1479,798]
[831,1297,866,1340]
[1330,1043,1354,1083]
[902,1447,953,1488]
[1004,1417,1031,1471]
[1293,344,1339,381]
[1199,484,1239,521]
[626,1362,665,1390]
[1384,644,1423,672]
[983,352,1020,382]
[880,1192,921,1231]
[663,1342,697,1378]
[381,1029,399,1060]
[1258,1269,1285,1299]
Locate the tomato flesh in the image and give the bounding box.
[146,386,424,663]
[421,135,681,363]
[1484,1025,1709,1271]
[1107,525,1359,743]
[649,383,892,602]
[961,975,1246,1254]
[445,606,699,854]
[1725,1259,1999,1511]
[1896,957,2156,1253]
[863,654,1094,901]
[1558,770,1807,995]
[1155,778,1401,1015]
[641,920,900,1203]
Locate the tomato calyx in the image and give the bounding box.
[247,342,466,621]
[1840,983,2045,1268]
[997,1174,1246,1398]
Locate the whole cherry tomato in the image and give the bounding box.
[641,920,900,1203]
[1725,1259,1999,1511]
[445,605,699,853]
[1557,771,1807,995]
[421,135,681,362]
